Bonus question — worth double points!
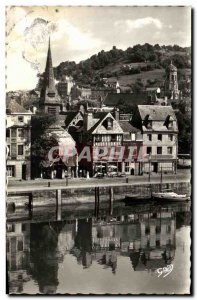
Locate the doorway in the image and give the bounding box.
[153,162,158,173]
[22,164,26,180]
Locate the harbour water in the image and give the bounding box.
[6,200,191,295]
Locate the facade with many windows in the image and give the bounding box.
[6,99,33,180]
[131,105,178,174]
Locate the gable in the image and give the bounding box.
[91,112,123,134]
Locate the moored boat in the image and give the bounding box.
[152,191,190,202]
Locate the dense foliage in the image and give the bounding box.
[51,44,190,87]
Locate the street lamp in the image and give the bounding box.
[148,153,151,182]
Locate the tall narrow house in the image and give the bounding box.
[40,38,62,114]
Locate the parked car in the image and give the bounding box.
[118,172,126,177]
[107,171,118,178]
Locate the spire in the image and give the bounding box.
[44,36,55,93]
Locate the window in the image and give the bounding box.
[168,121,173,128]
[158,134,162,141]
[111,135,117,142]
[131,133,136,141]
[145,225,150,235]
[157,147,162,154]
[6,129,10,138]
[147,134,152,141]
[48,107,57,114]
[168,134,173,141]
[17,128,24,138]
[107,118,113,130]
[125,162,130,172]
[7,145,11,156]
[18,116,24,123]
[166,225,171,233]
[18,145,24,156]
[156,240,160,247]
[7,165,15,177]
[95,135,102,142]
[147,147,152,155]
[7,224,15,232]
[22,224,26,232]
[156,225,161,234]
[167,147,173,155]
[147,120,152,128]
[17,240,23,251]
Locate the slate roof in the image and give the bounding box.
[87,112,109,134]
[119,121,140,133]
[6,99,29,114]
[138,105,177,121]
[103,93,148,107]
[47,115,66,130]
[85,112,124,135]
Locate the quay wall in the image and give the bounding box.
[7,181,191,208]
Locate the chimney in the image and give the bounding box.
[84,112,93,131]
[114,108,119,121]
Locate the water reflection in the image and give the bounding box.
[6,202,190,294]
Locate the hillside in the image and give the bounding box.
[52,43,191,90]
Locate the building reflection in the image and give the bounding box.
[6,222,31,294]
[72,210,176,273]
[6,205,190,294]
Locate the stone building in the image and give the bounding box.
[57,75,74,99]
[40,38,62,114]
[131,105,178,174]
[6,100,33,180]
[165,61,180,100]
[76,111,143,177]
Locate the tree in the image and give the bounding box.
[132,79,144,93]
[175,102,191,154]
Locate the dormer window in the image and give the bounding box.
[103,117,113,130]
[147,120,152,129]
[107,118,113,130]
[165,115,174,129]
[168,121,173,129]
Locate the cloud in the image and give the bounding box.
[115,17,163,31]
[52,19,103,51]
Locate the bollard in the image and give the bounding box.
[126,177,129,183]
[48,181,51,187]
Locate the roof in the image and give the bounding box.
[64,112,78,127]
[103,93,148,107]
[85,112,123,135]
[138,105,177,121]
[146,87,160,92]
[119,121,139,133]
[87,112,108,133]
[6,99,29,114]
[47,115,66,130]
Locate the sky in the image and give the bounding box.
[6,6,191,91]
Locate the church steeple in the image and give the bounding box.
[44,37,56,94]
[40,37,62,114]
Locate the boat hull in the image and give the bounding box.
[152,193,190,202]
